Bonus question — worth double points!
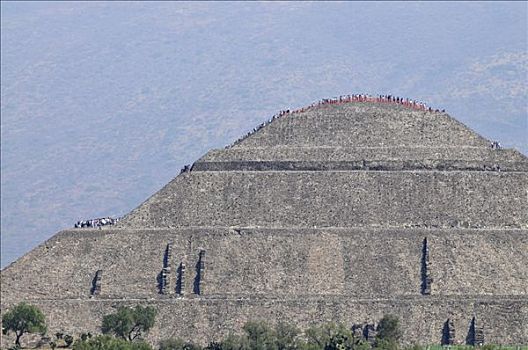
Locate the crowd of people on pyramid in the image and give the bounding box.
[490,141,502,149]
[291,94,441,114]
[180,164,192,174]
[74,217,119,228]
[227,94,444,148]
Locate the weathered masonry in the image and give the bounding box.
[2,101,527,346]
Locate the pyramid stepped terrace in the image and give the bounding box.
[2,96,527,346]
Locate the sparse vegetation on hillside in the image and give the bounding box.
[3,305,527,350]
[73,335,152,350]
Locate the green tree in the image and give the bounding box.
[323,324,355,350]
[101,306,157,341]
[304,323,344,350]
[1,302,47,347]
[275,322,300,350]
[243,321,278,350]
[375,315,401,350]
[73,335,152,350]
[303,323,369,350]
[217,334,250,350]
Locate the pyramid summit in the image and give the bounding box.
[123,99,527,230]
[2,96,528,347]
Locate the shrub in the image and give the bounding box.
[375,315,401,350]
[243,321,278,350]
[275,322,300,350]
[302,322,372,350]
[73,335,152,350]
[217,334,250,350]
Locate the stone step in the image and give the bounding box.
[3,227,526,303]
[194,146,528,172]
[121,170,528,229]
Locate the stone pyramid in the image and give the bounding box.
[2,99,528,346]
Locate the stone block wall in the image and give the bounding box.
[3,228,527,304]
[193,147,528,172]
[122,171,528,229]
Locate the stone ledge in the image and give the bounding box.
[192,160,528,172]
[197,146,527,166]
[57,226,528,238]
[9,294,528,303]
[3,227,526,303]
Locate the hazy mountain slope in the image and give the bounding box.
[1,2,527,267]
